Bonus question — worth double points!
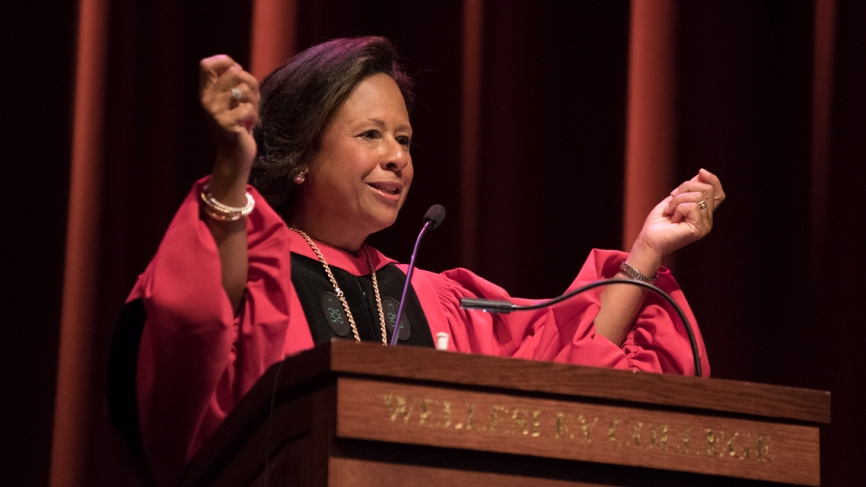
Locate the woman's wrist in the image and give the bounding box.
[624,236,663,279]
[208,158,251,207]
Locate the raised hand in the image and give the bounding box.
[198,55,260,310]
[595,169,725,345]
[199,55,260,199]
[634,168,725,264]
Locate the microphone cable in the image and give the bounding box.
[461,277,702,377]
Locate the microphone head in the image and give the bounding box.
[423,204,446,230]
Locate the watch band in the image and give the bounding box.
[619,261,658,284]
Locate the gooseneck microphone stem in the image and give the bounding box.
[460,278,702,377]
[390,205,445,346]
[390,222,432,345]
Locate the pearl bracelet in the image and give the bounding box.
[200,184,255,221]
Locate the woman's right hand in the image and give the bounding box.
[199,56,260,311]
[199,55,260,199]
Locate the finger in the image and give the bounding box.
[670,201,710,229]
[672,198,714,231]
[670,178,716,212]
[696,168,726,207]
[213,67,259,97]
[664,191,705,215]
[214,102,259,134]
[209,65,242,96]
[201,66,245,114]
[234,102,259,133]
[233,69,260,98]
[669,201,694,224]
[230,80,261,110]
[225,83,255,108]
[209,69,261,112]
[203,73,260,117]
[670,179,712,198]
[199,55,239,92]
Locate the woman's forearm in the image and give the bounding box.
[203,162,251,312]
[594,241,661,345]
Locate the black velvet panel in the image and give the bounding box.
[291,253,434,348]
[106,298,157,483]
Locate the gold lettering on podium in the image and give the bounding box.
[451,403,474,431]
[380,392,774,464]
[632,421,643,447]
[511,408,541,437]
[442,401,453,428]
[756,436,772,462]
[555,412,574,440]
[645,424,668,451]
[419,398,435,426]
[577,414,597,443]
[608,419,621,446]
[489,405,507,433]
[383,394,413,424]
[706,428,717,455]
[682,426,692,454]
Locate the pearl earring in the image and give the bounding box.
[293,172,306,184]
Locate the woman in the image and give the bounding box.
[124,37,723,485]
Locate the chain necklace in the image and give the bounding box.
[290,228,388,345]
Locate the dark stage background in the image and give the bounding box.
[3,0,864,485]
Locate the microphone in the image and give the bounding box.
[460,278,703,377]
[424,204,446,230]
[390,204,446,346]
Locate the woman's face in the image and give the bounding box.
[295,73,413,247]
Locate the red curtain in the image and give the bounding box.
[4,0,863,485]
[623,0,677,251]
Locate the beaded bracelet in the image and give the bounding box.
[200,184,255,221]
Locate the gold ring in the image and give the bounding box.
[698,199,708,210]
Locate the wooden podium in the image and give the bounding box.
[179,341,829,486]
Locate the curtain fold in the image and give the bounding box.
[459,0,484,269]
[51,0,109,485]
[250,0,298,79]
[623,0,677,253]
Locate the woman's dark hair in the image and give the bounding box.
[250,36,414,215]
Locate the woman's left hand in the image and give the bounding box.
[595,169,724,346]
[631,168,726,269]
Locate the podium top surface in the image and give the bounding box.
[265,341,830,424]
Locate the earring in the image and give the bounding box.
[293,171,306,184]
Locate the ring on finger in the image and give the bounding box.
[230,86,243,101]
[698,199,708,210]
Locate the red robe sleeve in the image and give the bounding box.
[126,178,311,485]
[407,250,709,376]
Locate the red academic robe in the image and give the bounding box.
[127,178,709,485]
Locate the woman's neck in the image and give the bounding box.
[287,214,368,255]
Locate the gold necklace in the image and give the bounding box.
[290,228,388,345]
